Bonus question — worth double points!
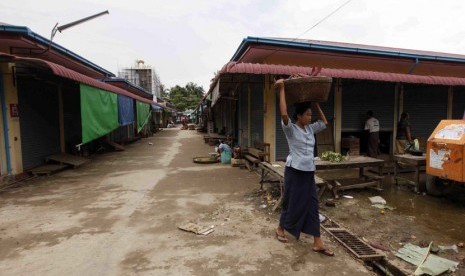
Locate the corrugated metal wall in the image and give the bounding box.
[453,87,465,119]
[403,84,448,138]
[342,80,395,131]
[250,82,263,146]
[320,85,335,121]
[18,79,61,169]
[275,102,295,161]
[62,83,82,153]
[239,84,248,146]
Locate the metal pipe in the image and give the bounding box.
[408,58,419,74]
[57,10,109,33]
[0,72,12,175]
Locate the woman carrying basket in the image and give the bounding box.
[274,78,334,257]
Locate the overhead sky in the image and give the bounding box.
[3,0,465,92]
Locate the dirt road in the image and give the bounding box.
[0,128,374,275]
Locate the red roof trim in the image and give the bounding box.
[197,61,465,110]
[222,62,465,86]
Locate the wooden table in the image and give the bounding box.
[315,156,385,196]
[258,162,326,211]
[393,154,426,193]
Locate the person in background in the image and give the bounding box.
[396,112,412,154]
[364,110,380,158]
[274,78,334,257]
[217,140,232,164]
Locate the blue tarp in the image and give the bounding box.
[151,104,163,111]
[118,94,134,126]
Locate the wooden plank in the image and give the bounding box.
[46,153,90,168]
[29,164,68,175]
[247,148,263,159]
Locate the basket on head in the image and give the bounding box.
[281,76,333,104]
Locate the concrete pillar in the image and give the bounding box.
[1,63,23,175]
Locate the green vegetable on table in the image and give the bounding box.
[320,151,349,163]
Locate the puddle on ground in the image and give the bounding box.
[380,179,465,242]
[318,168,465,242]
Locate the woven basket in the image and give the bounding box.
[281,76,332,104]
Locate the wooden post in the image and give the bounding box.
[247,84,251,147]
[447,86,453,119]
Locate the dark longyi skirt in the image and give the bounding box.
[279,166,320,240]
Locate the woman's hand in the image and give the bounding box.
[312,102,328,125]
[274,78,285,90]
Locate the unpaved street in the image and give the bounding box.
[0,128,373,275]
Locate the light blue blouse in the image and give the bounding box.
[282,120,326,171]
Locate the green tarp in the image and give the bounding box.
[136,101,151,132]
[80,84,119,144]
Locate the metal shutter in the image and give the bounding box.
[320,85,335,121]
[62,84,82,152]
[275,102,295,161]
[239,84,248,146]
[18,79,60,169]
[342,80,395,132]
[453,87,465,119]
[403,85,448,138]
[250,82,263,145]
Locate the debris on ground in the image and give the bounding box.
[369,242,390,252]
[438,244,459,253]
[178,222,215,235]
[369,196,386,205]
[325,199,336,207]
[371,204,395,210]
[395,243,459,275]
[368,196,395,211]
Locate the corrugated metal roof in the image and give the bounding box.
[101,78,153,100]
[233,37,465,64]
[221,62,465,86]
[2,53,172,111]
[0,24,115,78]
[269,37,465,61]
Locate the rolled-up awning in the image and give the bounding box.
[0,52,171,110]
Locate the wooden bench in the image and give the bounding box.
[243,142,271,171]
[244,148,263,171]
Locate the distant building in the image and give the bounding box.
[118,60,162,97]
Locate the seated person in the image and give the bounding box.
[217,140,232,164]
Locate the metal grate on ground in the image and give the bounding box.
[322,219,385,260]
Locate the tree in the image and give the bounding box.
[169,82,205,111]
[159,84,169,98]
